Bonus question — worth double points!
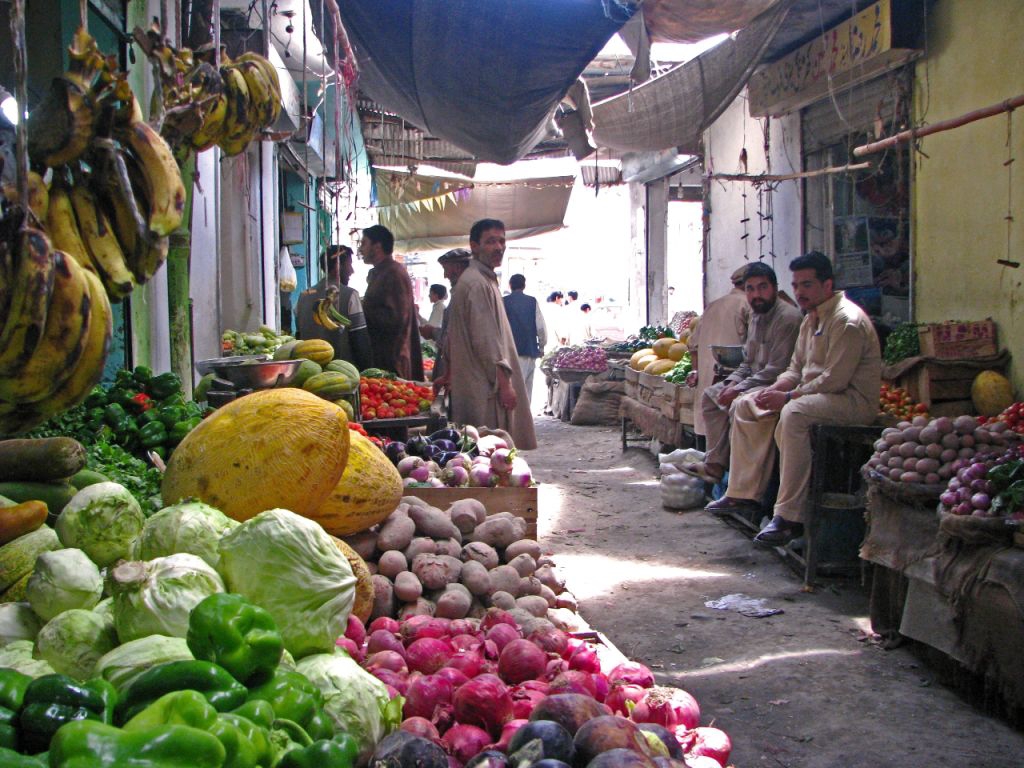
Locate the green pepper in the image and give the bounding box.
[0,746,45,766]
[140,408,163,425]
[118,660,248,724]
[17,675,116,754]
[103,403,129,429]
[159,404,188,428]
[49,720,226,767]
[187,593,284,686]
[160,393,187,409]
[148,372,183,400]
[0,669,31,750]
[231,700,275,730]
[278,737,358,768]
[219,712,274,767]
[170,416,202,444]
[133,365,154,385]
[246,670,332,742]
[84,386,108,409]
[114,368,137,389]
[139,420,169,449]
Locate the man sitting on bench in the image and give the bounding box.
[704,251,882,547]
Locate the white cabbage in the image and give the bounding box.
[25,548,103,621]
[135,500,238,568]
[34,608,118,680]
[56,482,145,567]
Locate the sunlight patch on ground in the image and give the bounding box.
[554,552,729,600]
[667,648,862,679]
[851,616,874,634]
[569,467,639,475]
[626,479,662,487]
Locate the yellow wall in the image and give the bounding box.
[913,0,1024,390]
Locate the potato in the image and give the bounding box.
[515,595,549,618]
[538,584,558,608]
[555,592,578,611]
[413,553,462,590]
[378,515,416,552]
[490,591,516,610]
[468,599,489,619]
[370,574,395,621]
[518,576,542,596]
[488,513,528,540]
[434,538,462,558]
[436,583,473,619]
[460,560,493,597]
[535,564,566,593]
[536,556,556,568]
[366,561,378,575]
[404,537,437,561]
[408,505,462,540]
[507,553,537,578]
[377,550,409,579]
[394,570,423,602]
[402,495,430,509]
[898,442,919,459]
[504,539,542,562]
[399,598,436,619]
[449,498,487,533]
[468,518,519,548]
[900,471,922,484]
[489,564,521,596]
[518,615,555,637]
[461,542,500,570]
[343,530,379,561]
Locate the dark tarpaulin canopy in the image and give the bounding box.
[337,0,632,165]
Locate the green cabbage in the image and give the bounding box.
[34,608,118,680]
[94,635,193,692]
[92,596,115,627]
[295,648,403,762]
[110,554,224,643]
[135,500,238,568]
[0,640,56,678]
[25,548,103,621]
[56,481,145,567]
[0,603,43,645]
[217,509,356,658]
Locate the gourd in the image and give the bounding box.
[645,358,675,376]
[291,339,334,365]
[312,431,403,536]
[971,370,1013,417]
[0,525,60,593]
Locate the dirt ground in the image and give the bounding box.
[525,416,1024,768]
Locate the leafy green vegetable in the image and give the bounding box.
[883,323,921,365]
[34,608,118,681]
[85,442,163,515]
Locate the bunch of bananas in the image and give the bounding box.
[313,286,352,332]
[0,209,114,435]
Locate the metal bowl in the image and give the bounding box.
[210,359,304,389]
[710,345,745,368]
[196,355,267,377]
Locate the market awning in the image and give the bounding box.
[590,1,793,154]
[336,0,632,165]
[375,168,574,252]
[642,0,782,42]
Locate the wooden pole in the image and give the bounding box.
[708,162,872,183]
[854,94,1024,157]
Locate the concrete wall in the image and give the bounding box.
[702,90,802,307]
[912,0,1024,389]
[190,148,222,364]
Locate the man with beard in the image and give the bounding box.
[683,262,801,485]
[705,252,881,547]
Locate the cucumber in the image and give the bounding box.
[0,525,60,592]
[0,481,78,521]
[69,469,111,490]
[0,437,87,482]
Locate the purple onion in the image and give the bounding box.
[971,493,991,510]
[940,491,958,507]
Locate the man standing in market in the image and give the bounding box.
[446,219,537,450]
[682,262,802,485]
[359,225,424,380]
[705,251,881,547]
[295,245,373,370]
[427,247,472,394]
[503,274,547,408]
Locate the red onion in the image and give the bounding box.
[502,457,533,488]
[567,643,601,674]
[443,466,470,487]
[335,637,364,663]
[384,685,402,699]
[450,634,483,653]
[591,674,609,703]
[407,638,454,674]
[403,674,454,721]
[368,630,406,657]
[371,668,409,695]
[631,686,701,730]
[452,674,514,737]
[370,617,400,634]
[544,658,569,680]
[401,716,442,742]
[469,465,498,487]
[480,609,518,630]
[497,639,548,684]
[442,724,493,764]
[445,650,485,678]
[403,616,452,644]
[528,627,569,656]
[367,650,408,674]
[449,619,478,636]
[483,639,501,661]
[510,683,549,719]
[491,719,529,752]
[605,683,647,715]
[435,667,470,689]
[345,615,367,648]
[490,449,516,475]
[682,727,731,767]
[486,624,521,653]
[607,662,655,688]
[548,671,597,697]
[552,345,608,372]
[519,679,549,693]
[683,756,722,768]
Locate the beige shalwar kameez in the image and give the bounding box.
[688,287,751,435]
[725,291,881,522]
[448,260,538,450]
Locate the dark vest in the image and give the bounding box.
[503,291,540,358]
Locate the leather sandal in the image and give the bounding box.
[704,496,761,516]
[753,515,804,547]
[681,461,724,484]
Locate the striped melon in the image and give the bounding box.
[291,339,334,366]
[311,431,403,536]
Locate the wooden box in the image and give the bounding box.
[637,372,663,406]
[895,360,1006,417]
[918,320,997,360]
[658,380,696,422]
[624,368,639,399]
[404,486,538,538]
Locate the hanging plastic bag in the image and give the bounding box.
[279,246,298,292]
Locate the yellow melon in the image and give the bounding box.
[312,431,403,536]
[634,354,658,371]
[645,358,675,376]
[971,370,1014,417]
[667,343,688,362]
[652,338,675,359]
[162,389,350,521]
[292,339,334,366]
[629,348,655,369]
[332,537,374,623]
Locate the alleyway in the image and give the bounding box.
[528,417,1024,768]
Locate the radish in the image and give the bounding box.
[490,448,516,474]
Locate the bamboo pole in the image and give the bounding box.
[854,94,1024,157]
[708,162,872,183]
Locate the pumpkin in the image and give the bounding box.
[629,348,655,369]
[667,342,688,362]
[161,389,350,522]
[312,431,403,536]
[652,338,675,359]
[644,358,675,376]
[332,536,374,623]
[971,370,1014,417]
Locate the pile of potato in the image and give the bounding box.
[342,496,574,622]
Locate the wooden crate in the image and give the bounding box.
[624,368,639,399]
[637,372,663,406]
[657,380,696,421]
[404,486,538,538]
[895,360,1006,417]
[918,320,997,360]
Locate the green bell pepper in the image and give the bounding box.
[0,746,45,766]
[49,720,225,767]
[187,593,284,686]
[140,409,163,425]
[17,675,117,754]
[147,372,183,400]
[158,404,188,428]
[231,700,275,730]
[133,365,154,385]
[103,403,130,430]
[170,416,203,444]
[83,386,108,409]
[0,668,31,750]
[246,670,333,742]
[118,660,248,724]
[278,735,359,768]
[139,420,169,449]
[219,712,274,767]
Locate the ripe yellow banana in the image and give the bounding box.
[122,120,186,237]
[0,251,92,403]
[218,65,256,156]
[236,53,281,124]
[2,172,49,224]
[46,183,96,275]
[190,92,229,152]
[70,185,136,300]
[0,228,56,377]
[314,299,342,331]
[237,61,275,130]
[26,75,96,169]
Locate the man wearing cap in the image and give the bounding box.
[686,266,752,439]
[429,248,472,393]
[503,274,547,408]
[683,262,802,485]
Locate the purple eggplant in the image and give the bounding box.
[432,438,458,453]
[430,428,462,444]
[384,441,407,464]
[405,435,432,458]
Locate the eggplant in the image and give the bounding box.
[384,441,407,464]
[457,434,479,458]
[405,435,432,458]
[437,451,459,467]
[430,427,462,444]
[431,438,457,453]
[421,443,443,462]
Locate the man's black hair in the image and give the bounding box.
[789,250,834,282]
[568,290,578,301]
[580,303,591,312]
[362,225,394,254]
[509,274,526,291]
[470,218,505,244]
[429,283,448,300]
[743,261,778,288]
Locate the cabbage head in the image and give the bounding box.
[56,482,145,567]
[110,553,224,643]
[296,648,403,762]
[95,635,193,692]
[0,640,56,678]
[135,500,238,568]
[34,608,118,680]
[26,548,103,621]
[0,603,43,645]
[217,509,356,658]
[92,596,115,627]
